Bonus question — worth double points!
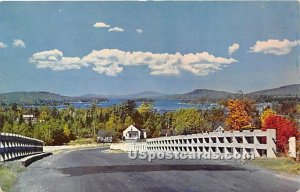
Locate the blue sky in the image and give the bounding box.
[0,2,299,96]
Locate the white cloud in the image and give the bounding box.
[29,49,88,71]
[136,29,143,34]
[0,42,7,48]
[13,39,26,48]
[94,22,111,28]
[228,43,239,55]
[180,52,237,76]
[82,49,237,76]
[108,27,125,32]
[30,49,237,76]
[250,39,300,55]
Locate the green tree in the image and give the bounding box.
[39,110,50,122]
[106,114,123,132]
[121,100,137,118]
[173,109,208,134]
[143,117,156,137]
[63,124,71,138]
[2,122,13,133]
[17,123,32,137]
[138,102,153,115]
[124,116,134,127]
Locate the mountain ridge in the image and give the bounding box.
[246,84,300,97]
[1,84,299,105]
[0,91,107,105]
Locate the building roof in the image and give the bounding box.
[123,125,140,133]
[23,114,35,118]
[213,121,227,130]
[123,125,148,135]
[97,130,112,137]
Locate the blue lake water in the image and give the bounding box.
[60,99,219,113]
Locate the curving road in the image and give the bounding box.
[14,148,299,192]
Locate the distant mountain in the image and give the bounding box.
[80,91,166,99]
[1,84,299,105]
[0,91,107,105]
[166,84,300,101]
[0,91,69,104]
[79,94,103,98]
[169,89,239,100]
[246,84,300,97]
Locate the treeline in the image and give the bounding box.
[0,99,298,146]
[255,95,300,103]
[0,100,225,145]
[182,95,300,105]
[0,91,108,106]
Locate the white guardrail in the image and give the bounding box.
[111,129,277,158]
[0,133,43,162]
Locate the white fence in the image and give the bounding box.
[0,133,43,161]
[112,129,277,158]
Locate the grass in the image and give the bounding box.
[249,157,300,175]
[0,163,25,192]
[68,137,97,145]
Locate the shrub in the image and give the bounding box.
[262,115,298,153]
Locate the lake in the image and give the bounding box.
[57,99,219,113]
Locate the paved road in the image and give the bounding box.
[14,148,299,192]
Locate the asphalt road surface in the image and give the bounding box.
[14,148,300,192]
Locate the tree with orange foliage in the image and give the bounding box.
[262,115,297,153]
[260,108,276,128]
[226,99,254,130]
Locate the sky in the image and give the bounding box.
[0,1,299,96]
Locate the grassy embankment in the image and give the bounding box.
[249,157,300,175]
[0,163,25,192]
[43,138,111,154]
[68,137,98,145]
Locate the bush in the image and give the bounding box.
[262,115,298,153]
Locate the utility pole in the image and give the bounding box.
[238,90,244,99]
[93,121,96,136]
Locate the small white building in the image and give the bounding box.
[214,125,225,132]
[97,130,113,143]
[123,125,147,140]
[22,114,37,124]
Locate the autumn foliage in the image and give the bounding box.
[262,115,297,153]
[260,108,276,128]
[226,99,254,130]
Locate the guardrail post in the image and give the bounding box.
[266,129,276,158]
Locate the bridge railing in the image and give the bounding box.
[0,133,43,162]
[116,129,277,158]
